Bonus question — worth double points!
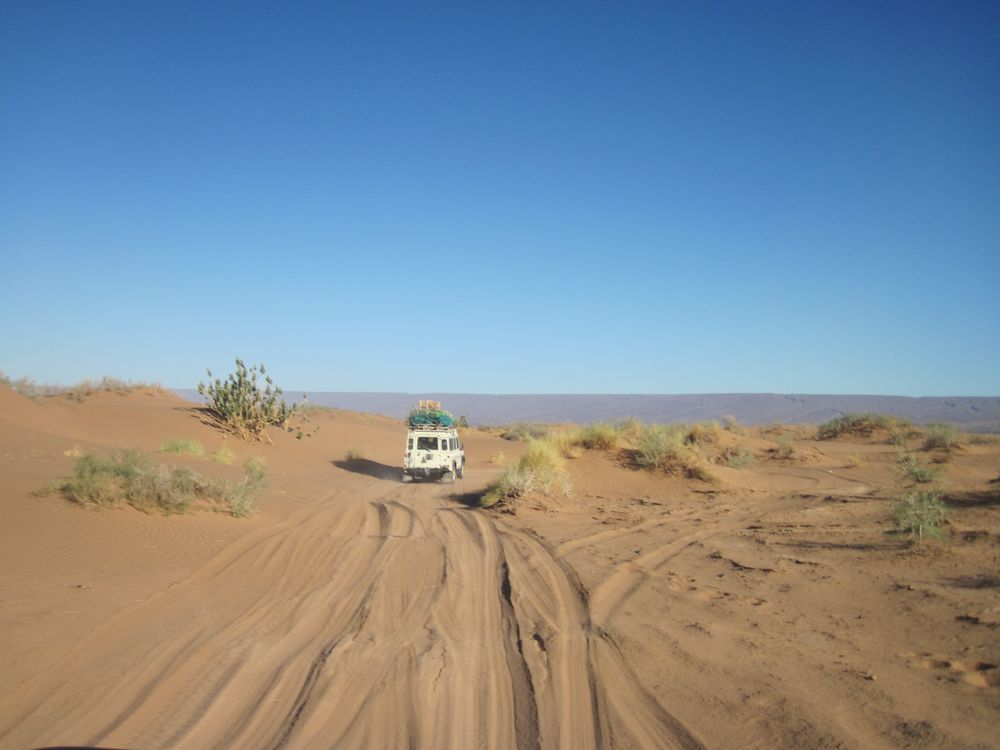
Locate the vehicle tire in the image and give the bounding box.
[441,467,455,484]
[456,461,464,479]
[401,471,413,483]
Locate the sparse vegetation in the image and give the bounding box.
[160,438,205,457]
[817,413,916,442]
[722,415,744,434]
[482,439,570,507]
[686,421,721,447]
[197,359,296,441]
[548,429,585,458]
[47,450,267,517]
[770,434,797,460]
[892,490,948,541]
[500,423,551,442]
[922,422,958,451]
[630,424,714,480]
[723,446,755,468]
[615,417,644,445]
[489,451,506,465]
[578,422,621,451]
[897,452,943,485]
[1,371,164,401]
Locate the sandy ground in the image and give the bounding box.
[0,384,997,749]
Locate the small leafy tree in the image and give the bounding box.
[197,359,295,441]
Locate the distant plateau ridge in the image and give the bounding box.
[174,391,1000,433]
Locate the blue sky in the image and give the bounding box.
[1,1,998,395]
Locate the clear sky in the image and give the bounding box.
[1,1,998,396]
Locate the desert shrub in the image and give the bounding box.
[845,454,864,468]
[770,434,797,460]
[197,359,295,441]
[548,429,584,458]
[686,421,721,447]
[160,438,205,457]
[892,490,948,541]
[500,423,551,442]
[482,439,569,507]
[615,417,644,445]
[631,424,713,480]
[922,422,958,451]
[722,415,744,434]
[723,446,755,468]
[489,451,506,465]
[207,457,269,518]
[52,450,266,517]
[456,415,470,428]
[817,413,916,441]
[579,422,620,451]
[897,453,942,484]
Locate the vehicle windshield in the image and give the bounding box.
[416,436,438,450]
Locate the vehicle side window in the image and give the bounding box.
[408,438,413,450]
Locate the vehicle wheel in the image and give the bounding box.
[401,471,413,483]
[441,467,455,484]
[456,462,464,479]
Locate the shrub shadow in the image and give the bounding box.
[946,575,1000,590]
[943,490,1000,508]
[333,459,401,482]
[448,491,486,509]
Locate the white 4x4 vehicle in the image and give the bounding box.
[403,426,465,483]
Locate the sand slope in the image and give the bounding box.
[0,386,997,749]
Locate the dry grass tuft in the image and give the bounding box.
[482,439,570,507]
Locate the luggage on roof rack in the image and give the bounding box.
[407,400,456,428]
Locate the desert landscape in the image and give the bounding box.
[0,381,997,750]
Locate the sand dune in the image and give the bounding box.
[1,385,997,749]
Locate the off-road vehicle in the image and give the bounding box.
[402,401,465,483]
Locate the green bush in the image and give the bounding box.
[896,452,942,484]
[892,490,948,541]
[51,450,267,517]
[922,422,958,451]
[197,359,295,441]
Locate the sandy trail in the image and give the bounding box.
[0,469,701,750]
